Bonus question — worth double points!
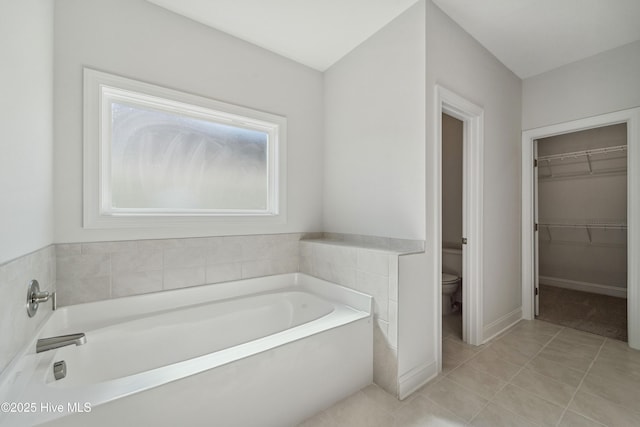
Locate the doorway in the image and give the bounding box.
[434,85,484,373]
[535,124,628,340]
[522,107,640,349]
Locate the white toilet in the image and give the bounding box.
[442,273,461,315]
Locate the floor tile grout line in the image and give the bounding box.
[467,325,565,426]
[554,336,608,427]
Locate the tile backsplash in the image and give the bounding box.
[55,233,315,306]
[299,236,423,397]
[0,245,56,375]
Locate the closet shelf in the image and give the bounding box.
[537,144,627,178]
[538,222,627,230]
[538,222,626,244]
[537,144,627,162]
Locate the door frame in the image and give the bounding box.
[434,85,484,373]
[521,107,640,349]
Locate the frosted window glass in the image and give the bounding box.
[110,102,269,211]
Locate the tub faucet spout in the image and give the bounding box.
[36,333,86,353]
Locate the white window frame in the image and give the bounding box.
[83,68,287,229]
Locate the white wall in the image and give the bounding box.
[426,2,523,330]
[54,0,324,243]
[523,40,640,130]
[323,1,426,241]
[0,0,54,263]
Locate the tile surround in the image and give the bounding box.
[0,245,56,375]
[55,233,310,306]
[300,320,640,427]
[299,237,421,397]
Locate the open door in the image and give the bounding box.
[534,140,540,317]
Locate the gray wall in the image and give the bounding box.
[426,1,523,332]
[0,0,54,264]
[538,124,627,291]
[54,0,325,243]
[0,0,56,375]
[323,1,426,240]
[523,40,640,130]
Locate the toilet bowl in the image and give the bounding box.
[442,273,461,315]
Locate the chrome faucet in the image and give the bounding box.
[36,333,86,353]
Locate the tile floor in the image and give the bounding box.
[299,314,640,426]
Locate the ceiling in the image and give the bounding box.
[147,0,640,78]
[431,0,640,78]
[146,0,420,71]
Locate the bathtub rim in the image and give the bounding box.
[39,272,372,336]
[0,273,373,426]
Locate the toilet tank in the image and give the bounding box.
[442,246,462,276]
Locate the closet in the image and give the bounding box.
[535,123,628,341]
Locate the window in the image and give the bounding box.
[83,68,286,228]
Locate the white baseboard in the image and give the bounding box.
[540,276,626,298]
[482,308,522,344]
[397,360,437,400]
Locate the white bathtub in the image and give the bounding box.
[0,273,373,426]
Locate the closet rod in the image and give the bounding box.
[538,223,627,230]
[537,144,627,162]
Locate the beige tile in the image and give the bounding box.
[443,338,478,361]
[56,243,82,256]
[470,403,539,427]
[357,249,389,276]
[500,329,555,346]
[537,343,595,372]
[356,271,389,321]
[548,337,601,359]
[602,338,640,358]
[569,389,640,426]
[580,371,640,412]
[299,241,314,258]
[415,376,444,397]
[299,256,313,275]
[556,328,606,348]
[361,384,403,414]
[82,241,137,254]
[510,320,563,336]
[314,244,358,268]
[206,237,244,265]
[388,255,398,301]
[163,247,206,269]
[138,237,211,250]
[297,410,334,427]
[373,326,398,395]
[446,364,506,398]
[111,249,162,273]
[205,262,242,284]
[241,257,298,279]
[56,277,110,306]
[56,254,110,279]
[442,313,462,339]
[526,355,585,387]
[388,300,398,346]
[324,390,394,427]
[486,340,534,367]
[464,348,522,382]
[590,352,640,384]
[511,367,577,406]
[163,267,205,290]
[112,271,162,297]
[492,384,565,426]
[393,395,466,426]
[425,378,488,422]
[558,411,606,427]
